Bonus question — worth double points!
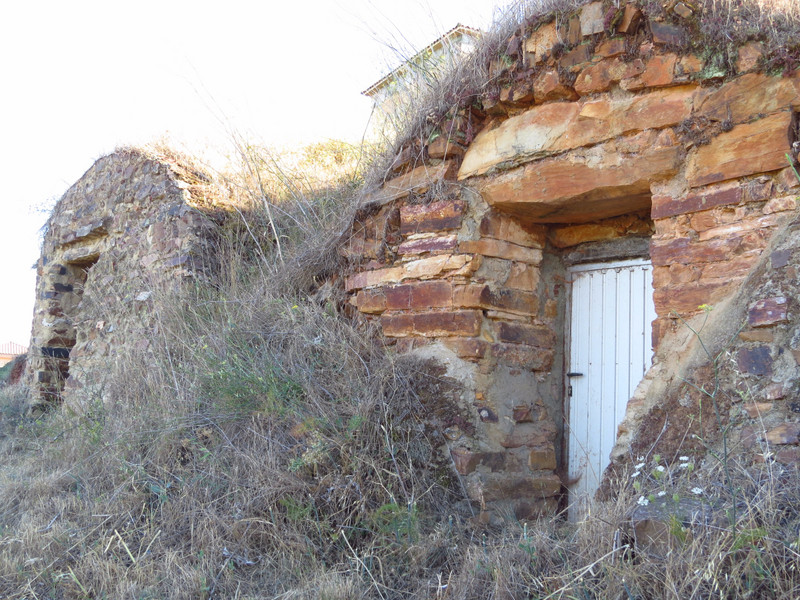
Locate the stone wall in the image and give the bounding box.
[343,2,800,520]
[25,149,231,411]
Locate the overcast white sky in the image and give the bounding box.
[0,0,506,346]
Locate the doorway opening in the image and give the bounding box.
[565,258,656,517]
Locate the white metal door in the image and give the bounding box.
[567,259,656,516]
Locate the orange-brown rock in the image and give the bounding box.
[695,73,797,124]
[479,211,546,247]
[524,22,559,64]
[686,112,792,188]
[460,87,692,179]
[616,4,642,34]
[533,69,579,103]
[400,199,464,234]
[381,310,483,338]
[344,254,476,291]
[460,238,543,263]
[766,423,800,445]
[453,284,539,316]
[621,54,677,90]
[736,42,764,73]
[366,161,457,205]
[479,143,682,223]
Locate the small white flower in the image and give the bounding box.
[631,471,641,478]
[691,487,704,495]
[658,490,667,497]
[655,465,666,473]
[679,456,689,462]
[637,496,649,506]
[678,463,689,469]
[634,462,646,470]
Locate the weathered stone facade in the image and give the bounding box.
[343,3,800,520]
[25,149,230,411]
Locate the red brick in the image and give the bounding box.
[652,185,743,219]
[381,310,482,338]
[494,322,555,348]
[398,235,457,255]
[399,199,464,234]
[384,281,453,310]
[748,297,788,327]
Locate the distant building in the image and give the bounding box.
[362,24,482,142]
[0,341,27,367]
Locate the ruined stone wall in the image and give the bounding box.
[26,149,231,411]
[343,2,800,519]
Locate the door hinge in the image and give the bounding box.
[568,384,573,397]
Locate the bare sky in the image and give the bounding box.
[0,0,505,346]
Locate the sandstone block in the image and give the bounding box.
[617,4,642,34]
[384,281,453,311]
[737,42,764,73]
[651,184,742,219]
[492,343,554,371]
[505,262,540,291]
[442,337,489,360]
[450,448,505,475]
[748,297,788,328]
[479,144,681,223]
[695,73,797,125]
[497,421,558,450]
[479,212,546,247]
[533,69,579,103]
[739,329,775,343]
[398,235,457,255]
[763,196,797,214]
[595,37,626,58]
[652,281,733,315]
[460,239,543,264]
[475,473,561,501]
[454,284,539,316]
[737,346,773,377]
[529,447,558,470]
[742,402,773,419]
[766,423,800,445]
[460,87,691,179]
[427,137,465,159]
[650,22,685,46]
[621,54,677,90]
[494,322,555,348]
[524,22,559,63]
[344,254,474,291]
[560,44,593,70]
[580,2,605,36]
[399,199,464,234]
[366,161,457,205]
[686,112,792,188]
[355,289,386,314]
[381,310,482,338]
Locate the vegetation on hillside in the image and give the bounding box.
[2,1,800,598]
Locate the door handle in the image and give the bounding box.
[566,372,584,377]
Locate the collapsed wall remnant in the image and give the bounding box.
[25,149,230,412]
[344,2,800,520]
